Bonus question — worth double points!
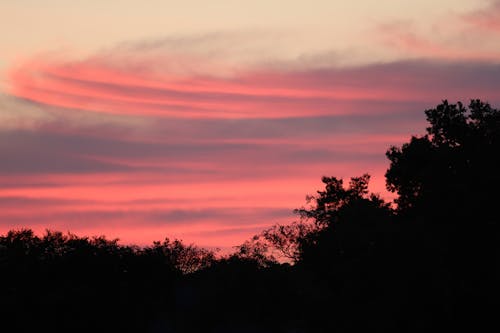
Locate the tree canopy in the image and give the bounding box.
[1,99,498,332]
[386,99,500,224]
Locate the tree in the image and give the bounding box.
[385,99,500,224]
[295,174,390,226]
[142,238,215,274]
[260,221,316,262]
[241,174,394,266]
[385,100,499,330]
[293,174,393,266]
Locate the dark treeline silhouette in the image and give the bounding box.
[1,100,498,332]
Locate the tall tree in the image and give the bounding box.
[385,100,499,330]
[386,99,500,224]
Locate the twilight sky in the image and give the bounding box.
[1,0,500,248]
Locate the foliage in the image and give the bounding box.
[143,238,215,274]
[295,174,390,227]
[260,221,316,262]
[294,174,394,266]
[231,235,278,267]
[239,174,392,264]
[386,99,500,222]
[1,99,498,332]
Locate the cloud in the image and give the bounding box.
[463,1,500,33]
[8,53,500,120]
[0,94,55,129]
[0,126,393,178]
[0,202,291,227]
[0,196,294,246]
[4,32,500,247]
[377,5,500,62]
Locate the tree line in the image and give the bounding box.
[1,100,498,332]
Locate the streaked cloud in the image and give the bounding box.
[463,0,500,33]
[9,53,500,119]
[377,1,500,62]
[2,2,500,247]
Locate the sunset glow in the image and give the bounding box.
[2,0,500,248]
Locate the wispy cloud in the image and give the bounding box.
[463,0,500,33]
[3,26,500,246]
[377,2,500,62]
[8,53,500,120]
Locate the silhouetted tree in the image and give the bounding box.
[142,237,215,274]
[232,235,278,267]
[294,174,393,265]
[385,99,499,330]
[251,175,399,332]
[2,99,498,332]
[386,99,500,223]
[260,221,317,262]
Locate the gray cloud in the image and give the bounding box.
[0,205,293,227]
[6,57,500,175]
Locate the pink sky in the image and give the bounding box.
[1,0,500,249]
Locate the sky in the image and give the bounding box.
[1,0,500,249]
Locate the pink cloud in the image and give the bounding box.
[0,156,393,247]
[4,44,500,248]
[463,1,500,33]
[0,175,313,247]
[378,15,500,62]
[11,55,500,120]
